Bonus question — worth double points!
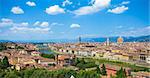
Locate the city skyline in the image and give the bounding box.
[0,0,149,40]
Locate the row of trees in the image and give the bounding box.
[0,56,131,78]
[84,58,149,72]
[73,58,97,69]
[96,65,127,78]
[0,63,128,78]
[96,64,107,76]
[74,58,108,77]
[74,58,109,76]
[0,57,101,78]
[97,64,127,78]
[40,53,55,59]
[116,67,127,78]
[0,68,101,78]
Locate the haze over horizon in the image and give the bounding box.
[0,0,149,40]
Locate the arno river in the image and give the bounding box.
[39,49,54,54]
[36,44,54,54]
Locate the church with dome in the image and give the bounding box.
[117,36,124,44]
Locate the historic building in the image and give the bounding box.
[117,36,124,44]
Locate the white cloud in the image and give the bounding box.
[51,22,58,26]
[33,21,49,27]
[40,22,49,27]
[80,34,99,38]
[0,18,13,27]
[0,18,52,34]
[93,0,111,7]
[14,22,29,27]
[108,6,128,14]
[33,21,40,26]
[116,26,150,36]
[26,1,36,6]
[116,25,123,29]
[10,26,51,33]
[51,22,64,26]
[73,6,97,16]
[73,0,111,16]
[20,22,29,26]
[1,18,13,23]
[145,26,150,30]
[11,6,24,14]
[45,5,65,15]
[62,0,72,7]
[70,24,80,28]
[121,1,130,5]
[0,18,29,27]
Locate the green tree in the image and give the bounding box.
[74,58,79,65]
[0,43,7,51]
[101,64,107,76]
[40,53,55,59]
[77,70,100,78]
[123,69,127,77]
[75,58,97,69]
[116,67,127,78]
[16,46,24,49]
[80,58,85,64]
[96,66,101,74]
[4,71,20,78]
[1,56,10,69]
[110,74,116,78]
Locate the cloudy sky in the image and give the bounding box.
[0,0,149,40]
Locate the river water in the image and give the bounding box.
[36,44,54,54]
[39,49,54,54]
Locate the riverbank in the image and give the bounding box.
[52,50,67,55]
[51,50,150,72]
[39,48,68,55]
[81,57,150,72]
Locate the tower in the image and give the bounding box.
[106,37,110,46]
[117,36,123,44]
[78,36,81,43]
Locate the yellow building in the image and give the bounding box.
[111,50,120,53]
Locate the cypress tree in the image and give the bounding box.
[1,56,10,69]
[116,67,127,78]
[96,66,101,74]
[101,64,107,76]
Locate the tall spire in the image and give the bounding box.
[78,36,81,43]
[106,37,110,46]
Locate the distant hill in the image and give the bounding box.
[0,40,13,43]
[0,35,149,43]
[124,35,150,42]
[81,35,150,42]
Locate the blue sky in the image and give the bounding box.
[0,0,149,40]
